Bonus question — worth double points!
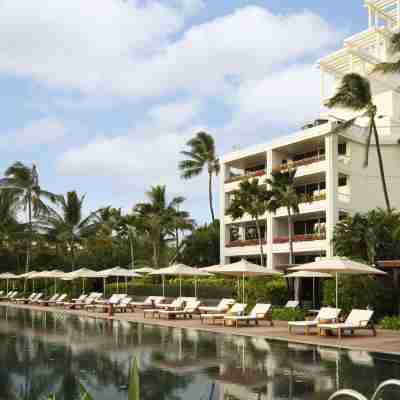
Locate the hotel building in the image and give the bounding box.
[219,0,400,270]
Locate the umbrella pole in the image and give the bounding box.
[179,276,182,297]
[54,278,57,295]
[6,279,8,294]
[117,277,119,293]
[242,273,245,304]
[103,278,106,297]
[125,277,128,294]
[162,276,165,297]
[194,279,197,297]
[312,277,315,309]
[335,272,338,312]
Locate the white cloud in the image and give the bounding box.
[4,117,67,146]
[0,2,342,98]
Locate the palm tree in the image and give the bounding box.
[226,178,271,266]
[326,73,391,211]
[43,191,98,271]
[179,131,220,222]
[373,32,400,74]
[134,185,191,268]
[266,169,300,266]
[0,162,61,272]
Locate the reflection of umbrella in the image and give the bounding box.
[150,264,211,297]
[203,259,281,303]
[290,257,385,310]
[97,266,141,295]
[0,273,18,293]
[285,271,332,308]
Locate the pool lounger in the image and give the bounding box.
[317,309,376,338]
[128,296,165,310]
[156,301,201,320]
[198,298,235,314]
[200,303,247,325]
[288,307,341,335]
[223,303,273,327]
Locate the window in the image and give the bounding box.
[245,224,266,240]
[338,142,347,155]
[230,227,239,241]
[338,175,348,187]
[245,163,266,173]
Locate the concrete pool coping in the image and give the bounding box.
[1,302,399,357]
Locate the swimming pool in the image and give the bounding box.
[0,306,399,400]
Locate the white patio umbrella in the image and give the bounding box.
[203,259,282,303]
[289,257,386,310]
[62,268,100,293]
[285,271,332,309]
[0,272,18,293]
[150,264,211,297]
[97,266,141,295]
[18,270,38,292]
[134,267,155,274]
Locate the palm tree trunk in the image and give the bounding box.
[372,119,391,211]
[152,240,158,268]
[26,194,32,273]
[255,216,265,266]
[208,172,215,223]
[70,239,75,271]
[287,207,294,265]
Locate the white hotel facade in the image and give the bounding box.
[219,0,400,270]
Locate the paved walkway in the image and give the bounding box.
[2,302,400,356]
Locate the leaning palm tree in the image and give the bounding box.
[226,179,272,266]
[179,131,220,222]
[0,162,61,272]
[266,169,300,266]
[326,73,391,211]
[373,32,400,74]
[43,191,99,271]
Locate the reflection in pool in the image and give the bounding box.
[0,306,399,400]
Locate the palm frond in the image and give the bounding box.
[372,60,400,74]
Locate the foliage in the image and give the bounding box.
[245,277,289,307]
[333,208,400,264]
[180,220,220,267]
[323,275,398,319]
[272,307,306,321]
[373,32,400,74]
[380,316,400,330]
[179,131,219,222]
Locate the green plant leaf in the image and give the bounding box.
[79,383,94,400]
[128,356,140,400]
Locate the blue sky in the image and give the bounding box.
[0,0,367,223]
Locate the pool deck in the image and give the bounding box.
[2,302,400,356]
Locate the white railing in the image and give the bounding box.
[328,379,400,400]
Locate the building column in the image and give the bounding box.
[220,162,227,265]
[325,134,339,257]
[266,150,274,269]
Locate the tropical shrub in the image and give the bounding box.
[245,277,288,306]
[323,276,398,319]
[272,308,306,321]
[380,316,400,330]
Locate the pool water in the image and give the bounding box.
[0,306,399,400]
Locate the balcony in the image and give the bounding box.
[226,239,267,248]
[273,233,326,244]
[272,154,326,173]
[224,169,266,184]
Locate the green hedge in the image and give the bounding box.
[323,276,398,319]
[380,316,400,330]
[245,277,289,306]
[272,308,306,321]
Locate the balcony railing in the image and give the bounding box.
[299,192,327,204]
[226,239,267,248]
[225,169,266,184]
[273,154,326,173]
[273,233,326,244]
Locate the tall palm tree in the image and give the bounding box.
[43,191,98,271]
[326,73,391,211]
[134,185,191,268]
[266,169,300,266]
[179,131,220,222]
[226,178,272,266]
[373,32,400,74]
[0,162,61,272]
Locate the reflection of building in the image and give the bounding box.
[220,0,400,269]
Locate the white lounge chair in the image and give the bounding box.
[128,296,165,310]
[113,296,133,313]
[158,297,196,310]
[198,298,235,314]
[14,292,37,303]
[223,303,273,327]
[50,293,68,306]
[285,300,299,309]
[288,307,341,335]
[317,309,376,338]
[86,294,125,311]
[36,293,59,305]
[29,293,43,304]
[200,303,247,325]
[157,300,201,320]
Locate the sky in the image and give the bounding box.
[0,0,368,223]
